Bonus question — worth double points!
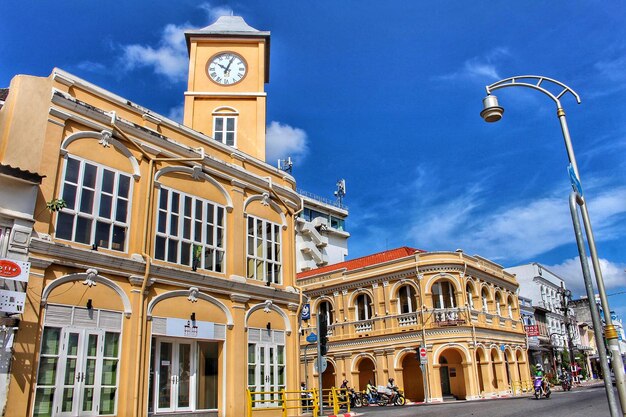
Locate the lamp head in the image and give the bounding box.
[480,95,504,123]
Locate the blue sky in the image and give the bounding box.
[2,1,625,313]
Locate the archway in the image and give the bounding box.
[356,357,376,391]
[475,349,486,395]
[402,354,424,402]
[437,348,467,400]
[516,350,527,382]
[490,348,503,391]
[322,361,336,390]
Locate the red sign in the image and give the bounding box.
[0,260,21,278]
[419,347,427,358]
[525,325,540,337]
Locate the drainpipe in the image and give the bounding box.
[414,253,429,403]
[109,113,205,416]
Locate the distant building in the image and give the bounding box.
[505,263,580,373]
[295,190,349,272]
[569,297,600,379]
[299,248,530,402]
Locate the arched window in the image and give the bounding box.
[212,107,239,147]
[398,285,418,314]
[318,300,333,325]
[432,281,456,309]
[481,287,490,313]
[466,282,474,310]
[355,294,372,321]
[495,293,503,316]
[507,295,514,318]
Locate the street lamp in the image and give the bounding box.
[480,75,626,417]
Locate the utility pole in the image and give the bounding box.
[560,283,576,374]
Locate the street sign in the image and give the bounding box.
[306,332,317,343]
[568,163,583,198]
[419,346,428,364]
[314,356,328,373]
[301,303,311,320]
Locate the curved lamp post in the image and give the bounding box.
[480,75,626,417]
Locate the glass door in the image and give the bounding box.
[155,339,194,412]
[55,329,104,417]
[248,343,285,407]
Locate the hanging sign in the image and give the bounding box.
[0,259,30,283]
[301,303,311,321]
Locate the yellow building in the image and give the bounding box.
[0,16,303,417]
[298,247,532,402]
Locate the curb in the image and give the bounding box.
[325,413,357,417]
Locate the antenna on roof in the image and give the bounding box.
[277,157,293,174]
[334,179,346,207]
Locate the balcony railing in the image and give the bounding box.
[432,308,467,326]
[397,312,419,327]
[354,320,373,333]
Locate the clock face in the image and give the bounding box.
[207,52,247,85]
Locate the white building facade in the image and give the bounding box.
[295,191,349,272]
[505,263,580,372]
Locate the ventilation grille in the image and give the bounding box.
[44,304,123,331]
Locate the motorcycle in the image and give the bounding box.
[347,388,363,408]
[561,376,572,391]
[533,376,551,399]
[376,386,406,406]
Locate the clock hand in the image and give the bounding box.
[217,63,229,71]
[225,56,235,72]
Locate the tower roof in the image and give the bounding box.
[185,15,270,81]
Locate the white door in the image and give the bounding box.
[155,339,194,412]
[56,329,107,416]
[248,342,285,407]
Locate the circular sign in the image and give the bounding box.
[419,347,427,358]
[314,357,328,373]
[0,260,21,278]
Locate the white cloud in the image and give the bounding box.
[403,166,626,263]
[118,3,234,83]
[120,23,191,83]
[547,257,626,296]
[265,121,309,164]
[76,60,107,74]
[168,104,185,124]
[436,47,510,81]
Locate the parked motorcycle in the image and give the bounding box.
[533,376,551,399]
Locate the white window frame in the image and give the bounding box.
[0,224,10,257]
[246,216,282,285]
[34,326,122,417]
[398,285,417,314]
[212,115,238,147]
[247,329,286,408]
[432,281,456,309]
[466,284,474,310]
[154,187,226,273]
[318,300,333,325]
[355,293,372,321]
[56,155,132,252]
[482,289,489,313]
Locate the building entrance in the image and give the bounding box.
[150,337,219,414]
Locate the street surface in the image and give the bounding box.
[350,386,614,417]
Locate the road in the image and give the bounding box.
[349,386,615,417]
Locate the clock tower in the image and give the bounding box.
[184,16,270,160]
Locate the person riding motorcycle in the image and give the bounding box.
[366,380,376,403]
[534,365,549,394]
[386,378,398,403]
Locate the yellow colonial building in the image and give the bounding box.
[298,247,531,402]
[0,16,303,417]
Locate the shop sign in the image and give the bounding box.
[0,259,30,283]
[0,289,26,314]
[525,324,540,337]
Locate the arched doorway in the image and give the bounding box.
[475,349,486,395]
[356,356,376,391]
[490,349,501,391]
[437,348,467,400]
[516,350,527,383]
[401,353,424,402]
[322,361,336,390]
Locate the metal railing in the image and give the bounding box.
[246,387,350,417]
